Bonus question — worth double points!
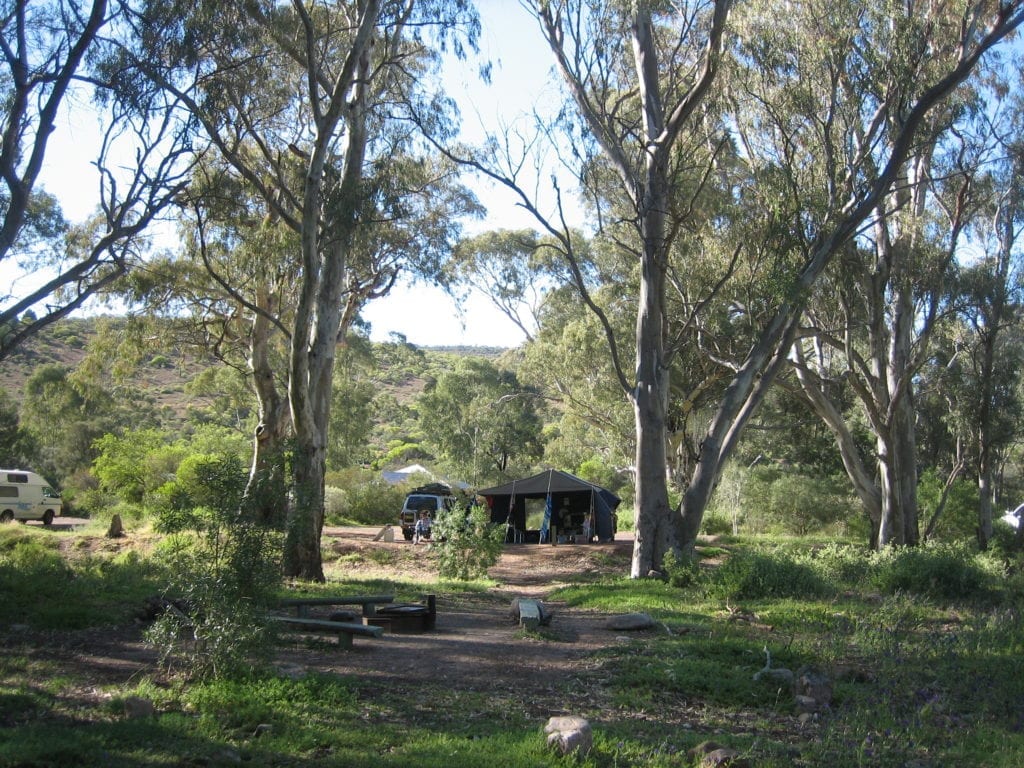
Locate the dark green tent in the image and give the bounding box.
[478,469,619,543]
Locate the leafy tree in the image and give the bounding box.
[417,357,544,486]
[449,229,548,342]
[0,389,37,469]
[439,0,1024,573]
[520,283,634,477]
[113,0,482,580]
[92,428,181,504]
[19,363,121,482]
[328,335,376,470]
[0,0,195,360]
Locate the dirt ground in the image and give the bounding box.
[28,525,642,717]
[296,527,638,705]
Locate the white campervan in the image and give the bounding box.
[0,469,62,526]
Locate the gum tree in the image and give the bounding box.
[114,0,480,579]
[450,0,1024,575]
[0,0,193,360]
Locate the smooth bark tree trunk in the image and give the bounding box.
[631,265,676,577]
[282,1,378,580]
[791,342,883,531]
[243,289,289,527]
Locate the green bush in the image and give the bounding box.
[174,454,246,514]
[148,458,281,679]
[700,512,733,536]
[868,541,997,601]
[148,518,282,679]
[433,502,504,581]
[800,542,871,589]
[705,549,831,601]
[662,549,700,587]
[323,468,408,526]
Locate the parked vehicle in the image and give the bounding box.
[399,483,456,541]
[0,469,62,526]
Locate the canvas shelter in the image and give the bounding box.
[477,469,619,543]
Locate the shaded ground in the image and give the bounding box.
[16,525,641,716]
[280,528,638,704]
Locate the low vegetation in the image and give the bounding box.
[2,520,1022,767]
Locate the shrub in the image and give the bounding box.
[662,549,700,588]
[148,518,282,679]
[799,542,871,589]
[148,460,281,679]
[868,541,997,601]
[432,501,504,581]
[705,549,831,601]
[700,512,733,536]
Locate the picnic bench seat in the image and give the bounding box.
[267,615,385,649]
[278,594,395,618]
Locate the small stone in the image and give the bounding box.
[794,694,819,712]
[253,723,273,737]
[701,748,750,767]
[106,514,124,538]
[795,666,833,706]
[687,741,725,758]
[510,597,551,627]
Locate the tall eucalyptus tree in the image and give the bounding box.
[444,0,1023,574]
[113,0,480,579]
[675,0,1024,557]
[955,91,1024,548]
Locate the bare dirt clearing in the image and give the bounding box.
[291,527,638,705]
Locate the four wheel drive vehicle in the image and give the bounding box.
[0,469,62,526]
[399,483,457,541]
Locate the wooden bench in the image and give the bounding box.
[267,615,384,649]
[278,594,395,618]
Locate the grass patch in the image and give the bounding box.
[3,526,1024,766]
[0,526,164,629]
